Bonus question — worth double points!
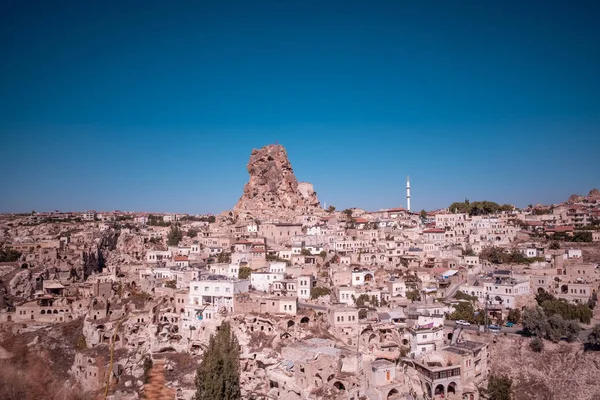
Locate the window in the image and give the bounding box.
[226,287,230,293]
[204,287,209,292]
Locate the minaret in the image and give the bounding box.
[406,176,411,212]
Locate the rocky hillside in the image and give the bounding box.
[490,335,600,400]
[234,144,320,218]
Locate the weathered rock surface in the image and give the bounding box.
[589,188,600,198]
[9,269,35,298]
[107,233,145,265]
[234,144,320,218]
[490,335,600,400]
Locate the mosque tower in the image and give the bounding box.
[406,176,411,212]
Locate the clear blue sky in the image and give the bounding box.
[1,1,598,214]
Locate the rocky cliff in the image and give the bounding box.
[234,144,320,218]
[490,335,600,400]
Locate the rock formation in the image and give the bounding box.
[588,188,600,198]
[234,144,320,218]
[9,269,35,298]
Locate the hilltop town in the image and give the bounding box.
[1,144,599,400]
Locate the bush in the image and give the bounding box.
[530,337,544,352]
[454,290,478,302]
[187,229,198,238]
[238,266,252,280]
[0,248,22,262]
[483,374,513,400]
[310,287,331,299]
[587,324,600,349]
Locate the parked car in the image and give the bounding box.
[488,324,501,333]
[456,320,471,326]
[505,322,514,327]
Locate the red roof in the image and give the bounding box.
[174,256,188,262]
[355,218,369,223]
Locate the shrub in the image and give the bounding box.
[238,266,252,280]
[530,337,544,352]
[310,287,331,299]
[74,335,87,351]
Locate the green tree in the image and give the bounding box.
[549,241,560,250]
[0,248,22,262]
[420,209,427,219]
[194,321,240,400]
[507,309,521,324]
[300,248,312,256]
[454,291,478,303]
[535,289,554,306]
[406,290,421,303]
[522,307,549,337]
[238,266,252,280]
[319,250,327,261]
[587,324,600,349]
[326,205,336,214]
[481,374,512,400]
[355,294,370,307]
[187,228,198,238]
[479,246,507,264]
[371,295,380,307]
[342,208,353,219]
[358,309,368,319]
[217,252,231,264]
[166,224,183,246]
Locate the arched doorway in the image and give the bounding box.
[434,384,445,396]
[425,383,432,398]
[334,381,345,391]
[447,332,453,341]
[287,320,295,328]
[365,274,373,282]
[300,316,309,324]
[447,382,457,394]
[387,388,400,399]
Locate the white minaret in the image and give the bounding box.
[406,176,411,212]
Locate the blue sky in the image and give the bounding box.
[1,1,598,214]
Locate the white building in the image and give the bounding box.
[183,276,251,330]
[146,250,172,263]
[297,275,315,300]
[250,272,286,292]
[351,270,375,286]
[209,263,240,279]
[268,262,287,274]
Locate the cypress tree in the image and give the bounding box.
[195,321,241,400]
